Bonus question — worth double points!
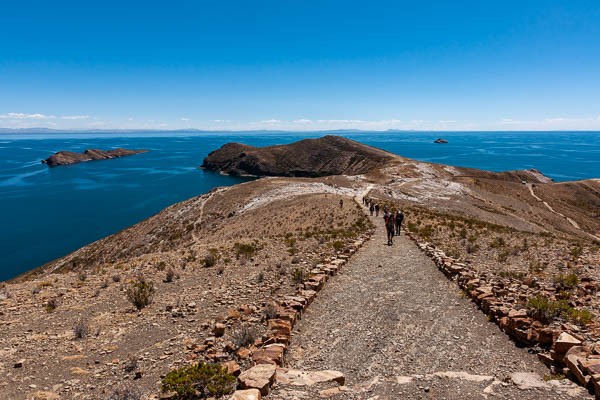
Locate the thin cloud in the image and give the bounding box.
[0,112,56,119]
[439,120,456,123]
[210,119,231,123]
[61,115,90,120]
[180,117,190,121]
[293,119,312,123]
[260,119,281,123]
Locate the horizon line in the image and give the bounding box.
[2,127,600,134]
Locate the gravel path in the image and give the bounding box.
[271,213,590,399]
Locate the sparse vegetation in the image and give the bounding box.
[332,240,344,251]
[123,354,138,373]
[165,268,175,282]
[264,302,278,320]
[528,294,592,326]
[291,268,305,283]
[162,362,236,399]
[105,384,144,400]
[126,277,154,310]
[45,298,59,312]
[553,272,579,289]
[73,319,91,339]
[498,270,526,280]
[232,325,258,349]
[490,237,506,249]
[203,254,218,268]
[234,242,256,259]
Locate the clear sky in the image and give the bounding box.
[1,0,599,131]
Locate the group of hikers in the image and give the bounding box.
[362,197,404,246]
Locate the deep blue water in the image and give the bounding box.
[1,130,599,281]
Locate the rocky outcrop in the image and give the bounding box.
[434,138,448,143]
[42,148,148,166]
[201,135,396,177]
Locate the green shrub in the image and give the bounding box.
[420,225,434,239]
[553,272,579,289]
[234,243,256,259]
[490,237,506,249]
[528,294,593,326]
[407,222,418,233]
[497,250,510,262]
[332,241,344,251]
[291,268,305,283]
[204,254,217,268]
[162,362,236,399]
[126,278,154,310]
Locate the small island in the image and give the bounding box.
[434,138,448,144]
[42,148,148,167]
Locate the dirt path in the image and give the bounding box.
[270,212,589,399]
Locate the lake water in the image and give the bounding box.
[1,130,599,281]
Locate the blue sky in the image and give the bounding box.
[1,0,599,131]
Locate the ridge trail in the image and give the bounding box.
[271,208,588,399]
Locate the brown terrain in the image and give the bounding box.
[2,135,600,399]
[201,135,396,177]
[42,149,149,167]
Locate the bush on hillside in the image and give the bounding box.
[162,362,236,399]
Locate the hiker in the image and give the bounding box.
[384,211,395,245]
[375,203,380,217]
[383,204,389,214]
[340,198,344,209]
[395,209,404,235]
[369,201,374,216]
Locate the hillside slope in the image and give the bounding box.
[201,135,398,177]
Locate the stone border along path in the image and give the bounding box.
[405,228,600,396]
[265,200,590,399]
[164,194,376,400]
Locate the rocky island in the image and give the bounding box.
[42,148,148,166]
[3,135,600,399]
[201,135,395,177]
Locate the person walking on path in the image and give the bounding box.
[375,203,380,217]
[340,198,344,209]
[384,211,395,245]
[369,201,374,216]
[395,209,404,235]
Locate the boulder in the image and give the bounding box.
[566,354,589,386]
[554,332,582,354]
[230,389,261,400]
[275,368,345,386]
[510,372,550,390]
[238,364,277,395]
[222,360,241,377]
[252,344,285,365]
[26,392,60,400]
[213,323,226,337]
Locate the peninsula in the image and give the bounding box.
[42,148,148,167]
